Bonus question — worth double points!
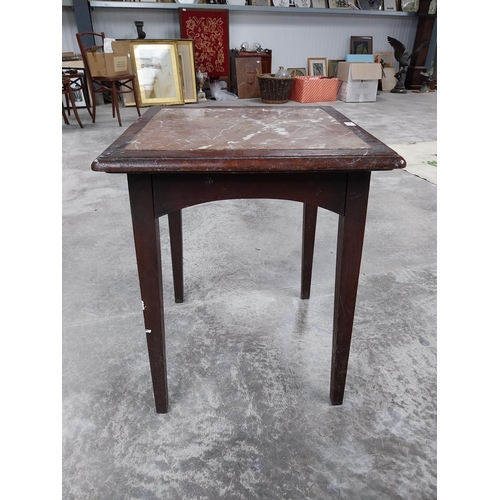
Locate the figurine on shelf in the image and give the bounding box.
[387,36,428,94]
[134,21,146,39]
[196,70,208,101]
[238,42,263,54]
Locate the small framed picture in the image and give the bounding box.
[383,0,397,10]
[328,59,345,77]
[287,67,307,77]
[350,36,373,55]
[307,58,327,76]
[401,0,419,12]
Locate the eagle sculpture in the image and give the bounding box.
[387,36,428,93]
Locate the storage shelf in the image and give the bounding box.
[87,1,416,16]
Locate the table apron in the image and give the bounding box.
[149,172,349,218]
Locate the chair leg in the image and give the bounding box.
[90,87,97,123]
[111,82,123,127]
[62,103,70,125]
[64,93,71,115]
[67,86,84,128]
[80,75,93,119]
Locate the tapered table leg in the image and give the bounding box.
[330,172,371,405]
[168,210,184,303]
[128,174,168,413]
[301,203,318,300]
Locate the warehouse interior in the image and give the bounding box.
[5,1,476,499]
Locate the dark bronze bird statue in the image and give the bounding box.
[387,36,428,93]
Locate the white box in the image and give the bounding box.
[336,62,381,103]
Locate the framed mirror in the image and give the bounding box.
[129,40,184,107]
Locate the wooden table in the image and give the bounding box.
[92,106,406,413]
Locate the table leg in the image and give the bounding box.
[127,174,169,413]
[330,172,371,405]
[168,210,184,303]
[301,203,318,300]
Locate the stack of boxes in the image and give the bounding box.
[336,54,382,103]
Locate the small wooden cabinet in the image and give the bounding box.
[230,49,272,98]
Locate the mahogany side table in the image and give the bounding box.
[91,106,406,413]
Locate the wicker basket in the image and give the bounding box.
[258,74,295,104]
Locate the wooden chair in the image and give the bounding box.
[62,77,84,128]
[76,31,141,127]
[62,69,93,121]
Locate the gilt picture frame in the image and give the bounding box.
[176,39,198,103]
[129,40,184,107]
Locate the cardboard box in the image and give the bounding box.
[86,41,131,78]
[111,40,130,55]
[336,62,381,102]
[345,54,374,63]
[289,76,339,103]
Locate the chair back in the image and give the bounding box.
[76,31,106,79]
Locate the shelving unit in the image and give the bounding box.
[87,0,416,16]
[63,0,426,81]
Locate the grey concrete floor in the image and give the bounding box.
[62,92,437,499]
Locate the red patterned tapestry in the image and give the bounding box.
[179,9,229,78]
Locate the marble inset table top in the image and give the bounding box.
[126,107,368,152]
[93,106,406,173]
